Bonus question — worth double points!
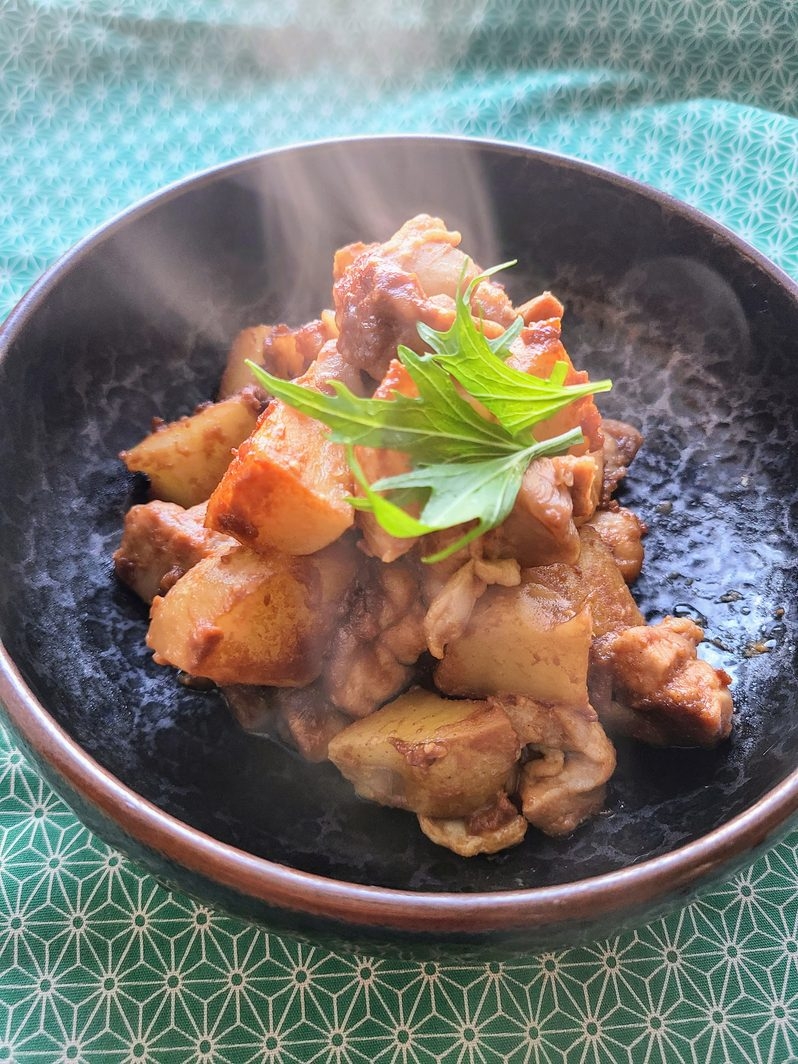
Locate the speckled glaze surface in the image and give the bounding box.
[0,138,796,945]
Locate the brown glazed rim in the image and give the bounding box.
[2,135,798,936]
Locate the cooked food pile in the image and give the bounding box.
[114,215,733,857]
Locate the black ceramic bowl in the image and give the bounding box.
[1,136,797,954]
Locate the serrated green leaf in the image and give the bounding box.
[355,427,583,561]
[419,269,612,437]
[247,354,520,462]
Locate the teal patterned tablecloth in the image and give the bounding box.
[2,1,798,1060]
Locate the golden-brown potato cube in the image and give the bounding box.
[327,688,521,819]
[113,501,234,603]
[435,584,592,706]
[121,391,262,508]
[146,539,356,686]
[218,318,336,400]
[206,355,355,555]
[218,325,274,399]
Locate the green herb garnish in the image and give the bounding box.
[246,267,611,561]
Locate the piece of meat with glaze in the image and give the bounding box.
[529,525,645,638]
[585,507,647,583]
[600,418,644,507]
[222,683,349,762]
[114,500,235,604]
[423,555,521,659]
[354,358,420,562]
[333,214,516,382]
[418,793,527,857]
[483,453,602,568]
[590,617,733,747]
[506,318,604,454]
[515,290,565,324]
[218,314,337,399]
[323,556,427,718]
[528,528,731,746]
[495,693,616,836]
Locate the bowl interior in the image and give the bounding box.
[1,138,796,893]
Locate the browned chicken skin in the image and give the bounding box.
[586,507,647,583]
[418,793,528,857]
[530,529,731,747]
[323,557,428,718]
[497,693,616,836]
[484,453,602,568]
[600,418,644,507]
[334,214,515,381]
[114,501,234,603]
[591,618,733,747]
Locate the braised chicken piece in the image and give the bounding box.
[223,683,349,762]
[529,526,645,638]
[483,453,602,568]
[354,359,419,563]
[497,694,616,836]
[515,290,564,324]
[334,214,516,381]
[531,530,729,747]
[506,319,604,454]
[586,507,647,582]
[423,556,521,659]
[418,793,528,857]
[591,617,733,747]
[114,501,234,603]
[600,418,644,507]
[323,557,427,718]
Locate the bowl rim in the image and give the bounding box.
[2,132,798,935]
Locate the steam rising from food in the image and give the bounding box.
[114,213,733,859]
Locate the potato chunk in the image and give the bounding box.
[121,391,262,508]
[218,325,274,399]
[206,347,356,555]
[327,688,521,819]
[146,539,356,686]
[435,583,592,706]
[218,318,335,399]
